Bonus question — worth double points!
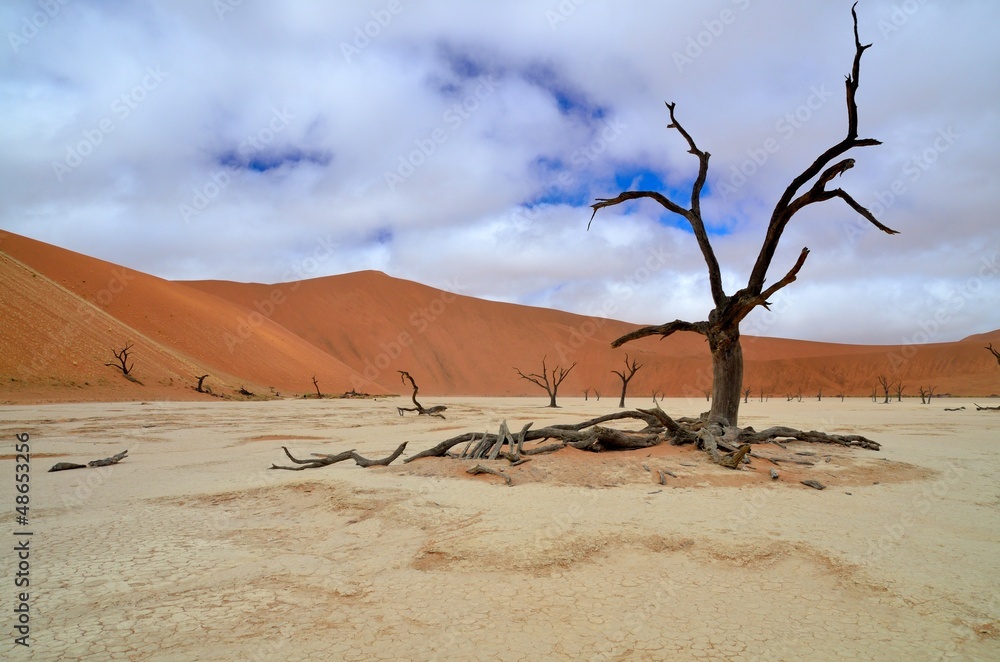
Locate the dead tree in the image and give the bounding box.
[311,375,322,397]
[876,375,891,404]
[514,356,576,408]
[195,374,210,393]
[918,385,935,404]
[595,390,601,401]
[106,342,134,376]
[583,388,591,401]
[396,371,446,418]
[893,382,904,402]
[743,387,752,404]
[612,354,643,408]
[987,343,1000,366]
[587,4,896,427]
[817,388,822,402]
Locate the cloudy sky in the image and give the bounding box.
[2,0,998,345]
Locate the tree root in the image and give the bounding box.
[270,443,407,470]
[405,402,879,471]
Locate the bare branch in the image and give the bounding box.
[611,319,708,349]
[747,5,890,295]
[588,191,687,229]
[589,103,725,306]
[754,247,811,306]
[987,343,1000,366]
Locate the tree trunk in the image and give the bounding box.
[548,392,557,408]
[708,326,743,426]
[618,389,626,409]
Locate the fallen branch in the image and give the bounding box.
[270,443,407,471]
[49,450,128,472]
[467,464,512,485]
[396,371,447,419]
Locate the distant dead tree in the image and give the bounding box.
[817,388,822,402]
[583,388,591,401]
[396,371,446,418]
[893,382,905,402]
[918,385,936,404]
[837,392,845,402]
[987,343,1000,366]
[743,387,752,404]
[106,342,135,376]
[876,375,891,404]
[870,385,878,403]
[612,354,643,408]
[311,375,322,397]
[515,357,576,408]
[195,374,209,393]
[595,390,601,402]
[797,390,803,403]
[703,390,711,402]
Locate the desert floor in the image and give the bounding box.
[2,396,998,661]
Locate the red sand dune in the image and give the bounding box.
[1,229,997,402]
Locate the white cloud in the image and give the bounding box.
[2,0,998,343]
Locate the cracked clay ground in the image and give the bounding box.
[2,397,998,660]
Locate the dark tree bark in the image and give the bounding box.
[406,402,880,471]
[195,374,209,393]
[396,371,446,418]
[876,375,891,404]
[613,354,643,408]
[588,4,896,427]
[50,450,128,472]
[583,388,591,401]
[311,375,322,397]
[270,443,407,470]
[987,343,1000,366]
[514,356,576,408]
[743,387,752,404]
[893,382,904,402]
[918,385,936,404]
[106,342,135,376]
